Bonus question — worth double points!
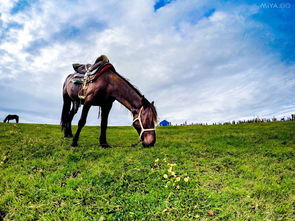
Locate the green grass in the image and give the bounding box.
[0,122,294,220]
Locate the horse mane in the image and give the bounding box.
[114,72,143,97]
[113,72,158,123]
[148,103,158,123]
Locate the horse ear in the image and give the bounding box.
[151,101,154,105]
[141,96,150,108]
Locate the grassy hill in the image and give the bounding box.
[0,122,294,220]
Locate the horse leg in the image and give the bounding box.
[99,102,113,148]
[67,101,80,137]
[16,117,19,123]
[71,104,91,147]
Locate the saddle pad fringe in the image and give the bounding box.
[71,79,84,85]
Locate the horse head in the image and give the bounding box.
[133,97,158,147]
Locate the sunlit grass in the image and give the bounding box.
[0,122,294,220]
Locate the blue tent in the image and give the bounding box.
[159,120,170,126]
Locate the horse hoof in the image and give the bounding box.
[101,144,112,148]
[71,142,78,147]
[142,144,154,148]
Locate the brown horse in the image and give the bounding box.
[4,114,19,123]
[61,56,157,148]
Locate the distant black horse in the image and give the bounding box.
[3,115,19,123]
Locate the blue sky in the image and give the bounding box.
[0,0,294,125]
[10,0,37,14]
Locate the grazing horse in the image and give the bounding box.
[61,56,157,148]
[3,114,19,123]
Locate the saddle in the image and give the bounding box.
[71,55,110,78]
[70,55,115,99]
[72,63,92,75]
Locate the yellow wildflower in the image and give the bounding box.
[175,177,181,182]
[155,158,159,163]
[167,163,176,167]
[184,177,189,182]
[163,174,168,179]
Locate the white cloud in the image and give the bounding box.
[0,0,294,127]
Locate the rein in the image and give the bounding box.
[133,106,156,141]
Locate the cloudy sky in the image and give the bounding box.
[0,0,294,126]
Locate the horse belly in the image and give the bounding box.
[92,93,113,106]
[67,83,81,101]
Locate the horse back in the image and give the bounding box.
[63,74,81,100]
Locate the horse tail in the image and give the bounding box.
[60,76,72,131]
[61,93,71,131]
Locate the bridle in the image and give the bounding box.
[133,106,156,140]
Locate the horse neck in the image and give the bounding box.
[108,72,142,114]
